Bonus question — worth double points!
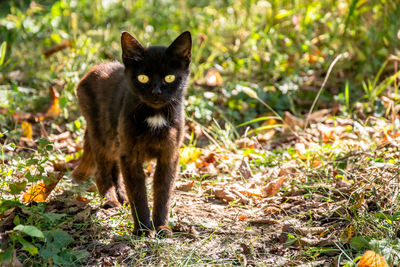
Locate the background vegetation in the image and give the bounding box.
[1,0,400,266]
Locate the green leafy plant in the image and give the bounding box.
[350,236,400,266]
[362,60,400,114]
[1,208,88,266]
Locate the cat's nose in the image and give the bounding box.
[152,86,161,95]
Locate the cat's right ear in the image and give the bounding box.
[121,32,145,63]
[166,31,192,61]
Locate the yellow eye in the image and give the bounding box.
[138,74,149,83]
[164,75,175,83]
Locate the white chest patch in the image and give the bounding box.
[146,114,167,130]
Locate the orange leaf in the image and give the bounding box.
[206,187,249,204]
[176,180,195,192]
[43,87,60,119]
[239,215,248,221]
[195,159,209,168]
[358,250,389,267]
[44,97,60,118]
[321,128,335,143]
[238,188,263,197]
[205,69,223,87]
[76,195,88,202]
[295,143,307,160]
[22,173,63,203]
[22,183,48,202]
[21,121,33,139]
[262,177,286,197]
[384,130,400,142]
[296,150,307,160]
[310,157,322,168]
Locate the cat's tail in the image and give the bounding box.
[71,130,95,182]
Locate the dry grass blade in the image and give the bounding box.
[304,54,343,130]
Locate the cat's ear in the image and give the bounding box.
[121,32,145,62]
[166,31,192,61]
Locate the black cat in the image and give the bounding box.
[72,31,191,235]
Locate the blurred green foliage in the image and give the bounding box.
[0,0,399,124]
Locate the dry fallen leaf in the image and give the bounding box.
[358,250,388,267]
[262,176,286,197]
[205,69,223,87]
[21,121,33,139]
[295,143,322,168]
[176,180,195,192]
[235,138,255,149]
[353,193,365,209]
[49,131,70,142]
[340,224,355,244]
[279,224,296,244]
[263,206,281,215]
[240,243,251,255]
[258,129,276,142]
[238,157,253,180]
[239,215,248,221]
[180,147,202,164]
[205,187,248,204]
[23,183,49,202]
[309,157,322,168]
[76,195,88,202]
[22,173,63,203]
[295,143,307,160]
[43,86,61,119]
[284,111,305,129]
[307,109,331,123]
[321,127,335,143]
[228,183,262,198]
[241,188,263,197]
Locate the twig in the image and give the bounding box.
[304,54,343,130]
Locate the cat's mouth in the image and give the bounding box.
[144,99,168,109]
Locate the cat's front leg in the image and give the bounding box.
[120,155,152,235]
[152,151,179,232]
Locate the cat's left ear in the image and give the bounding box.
[166,31,192,61]
[121,31,145,62]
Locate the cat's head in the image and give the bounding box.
[121,31,191,109]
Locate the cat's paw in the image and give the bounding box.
[133,227,154,237]
[155,225,173,238]
[116,188,128,205]
[101,199,121,209]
